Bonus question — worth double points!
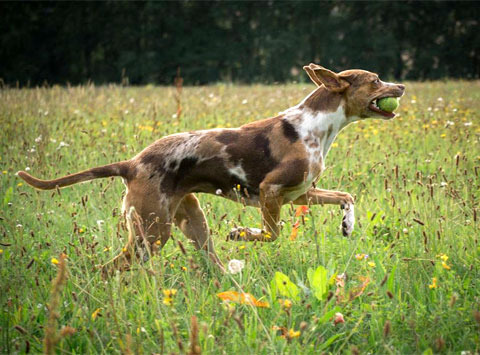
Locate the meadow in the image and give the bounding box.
[1,81,479,354]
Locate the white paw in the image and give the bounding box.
[341,203,355,236]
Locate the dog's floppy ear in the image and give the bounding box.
[303,63,350,92]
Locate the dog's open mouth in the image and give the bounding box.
[368,97,398,118]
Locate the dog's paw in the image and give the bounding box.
[341,203,355,236]
[227,227,263,241]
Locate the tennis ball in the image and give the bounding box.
[377,97,399,112]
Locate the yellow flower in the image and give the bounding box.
[440,133,446,138]
[355,253,366,260]
[103,247,111,252]
[78,228,85,233]
[162,289,177,306]
[368,262,376,268]
[51,258,59,265]
[239,245,246,250]
[279,299,292,309]
[163,297,173,306]
[17,182,23,187]
[122,247,127,253]
[287,329,301,338]
[181,266,187,271]
[2,171,7,174]
[91,308,102,320]
[163,289,177,297]
[236,184,241,191]
[428,277,437,289]
[0,249,3,254]
[441,261,451,270]
[438,254,448,262]
[155,240,161,245]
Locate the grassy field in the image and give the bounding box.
[1,81,479,354]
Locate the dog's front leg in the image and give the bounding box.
[229,183,284,242]
[293,188,355,236]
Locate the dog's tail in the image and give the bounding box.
[17,161,131,190]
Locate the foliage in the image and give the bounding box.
[1,1,479,86]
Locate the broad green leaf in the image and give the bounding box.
[273,272,300,301]
[307,265,328,300]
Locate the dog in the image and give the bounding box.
[18,64,405,272]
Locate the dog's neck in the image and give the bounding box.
[282,86,354,158]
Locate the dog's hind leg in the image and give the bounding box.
[105,185,176,272]
[174,194,225,272]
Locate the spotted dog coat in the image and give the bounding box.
[18,64,405,271]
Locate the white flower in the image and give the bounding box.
[215,189,223,195]
[35,135,42,143]
[464,122,472,126]
[228,259,245,274]
[57,141,69,149]
[242,99,248,104]
[97,220,105,230]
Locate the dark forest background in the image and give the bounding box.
[1,1,479,86]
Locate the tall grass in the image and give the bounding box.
[0,81,479,353]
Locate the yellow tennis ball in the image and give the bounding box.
[377,97,399,112]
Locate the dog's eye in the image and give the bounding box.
[373,79,380,85]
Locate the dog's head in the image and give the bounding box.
[303,63,405,119]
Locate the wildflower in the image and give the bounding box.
[429,277,437,289]
[156,240,161,245]
[287,329,300,339]
[122,247,127,253]
[228,259,245,274]
[17,182,23,187]
[181,266,187,271]
[217,291,269,308]
[334,312,345,325]
[0,249,3,254]
[236,184,241,191]
[355,253,368,260]
[368,262,376,268]
[51,258,59,265]
[91,308,102,320]
[441,262,451,270]
[103,247,111,252]
[163,289,177,306]
[279,299,292,310]
[295,205,309,217]
[437,253,448,262]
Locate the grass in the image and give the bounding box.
[1,81,479,354]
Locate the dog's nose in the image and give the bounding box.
[397,84,405,91]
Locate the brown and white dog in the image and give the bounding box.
[18,64,405,271]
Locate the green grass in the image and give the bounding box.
[1,81,479,354]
